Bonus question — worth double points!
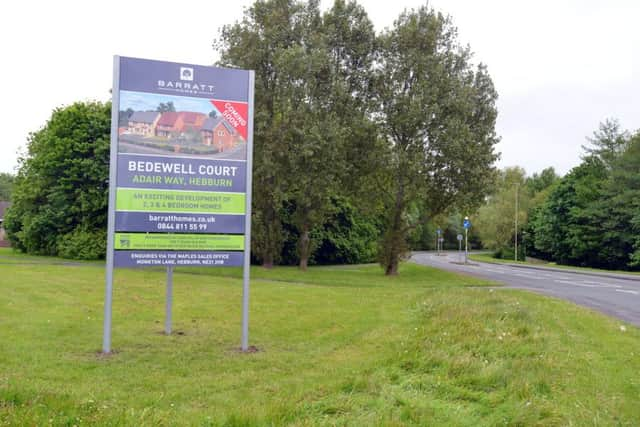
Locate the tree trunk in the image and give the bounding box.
[385,256,399,275]
[299,225,310,271]
[383,181,405,276]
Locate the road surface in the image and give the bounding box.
[412,251,640,327]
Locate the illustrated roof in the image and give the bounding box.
[157,112,180,127]
[201,116,236,134]
[0,201,10,220]
[181,112,205,125]
[129,111,159,124]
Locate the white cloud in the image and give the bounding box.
[1,0,638,176]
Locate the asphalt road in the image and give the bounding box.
[411,251,640,327]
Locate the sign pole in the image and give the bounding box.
[464,228,468,264]
[103,55,120,354]
[241,71,255,352]
[165,266,173,335]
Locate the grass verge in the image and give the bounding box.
[0,254,638,425]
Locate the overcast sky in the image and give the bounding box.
[1,0,638,175]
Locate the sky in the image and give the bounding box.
[1,0,638,175]
[120,91,215,115]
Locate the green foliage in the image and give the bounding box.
[528,126,640,270]
[475,167,528,252]
[217,0,380,269]
[57,228,107,260]
[4,101,110,258]
[280,197,381,265]
[374,6,499,274]
[0,172,15,201]
[581,118,630,168]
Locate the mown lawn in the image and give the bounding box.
[0,251,638,426]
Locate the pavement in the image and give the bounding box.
[411,251,640,327]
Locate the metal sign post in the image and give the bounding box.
[457,234,463,262]
[463,217,471,264]
[102,56,121,354]
[241,71,255,352]
[165,266,173,335]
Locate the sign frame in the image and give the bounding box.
[102,56,254,353]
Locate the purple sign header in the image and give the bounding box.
[119,56,249,102]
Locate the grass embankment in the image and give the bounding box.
[0,251,639,425]
[469,252,640,276]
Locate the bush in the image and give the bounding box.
[57,229,107,260]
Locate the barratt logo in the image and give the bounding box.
[180,67,194,81]
[157,65,215,95]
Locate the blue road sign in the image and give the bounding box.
[463,219,471,229]
[437,228,442,235]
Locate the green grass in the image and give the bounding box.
[469,252,640,276]
[1,253,639,426]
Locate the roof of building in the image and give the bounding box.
[181,112,206,125]
[0,201,10,220]
[201,116,236,134]
[129,111,160,124]
[157,112,180,127]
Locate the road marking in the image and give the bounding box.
[616,289,639,295]
[554,280,599,288]
[580,281,622,289]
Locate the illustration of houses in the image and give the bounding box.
[200,117,238,151]
[155,112,182,137]
[156,112,207,138]
[127,111,160,137]
[180,112,207,132]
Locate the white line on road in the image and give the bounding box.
[616,289,639,295]
[554,280,599,288]
[580,281,622,288]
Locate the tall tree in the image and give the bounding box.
[216,0,380,270]
[216,0,308,268]
[582,118,629,168]
[374,6,499,275]
[530,157,609,266]
[286,0,379,270]
[4,102,111,258]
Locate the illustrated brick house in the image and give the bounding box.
[156,112,207,138]
[200,117,238,151]
[155,112,182,137]
[0,201,10,247]
[180,112,207,132]
[128,111,160,137]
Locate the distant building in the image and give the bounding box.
[0,201,10,247]
[127,111,160,137]
[200,117,238,151]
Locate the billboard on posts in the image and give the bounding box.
[109,56,253,267]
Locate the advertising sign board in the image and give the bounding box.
[103,56,254,352]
